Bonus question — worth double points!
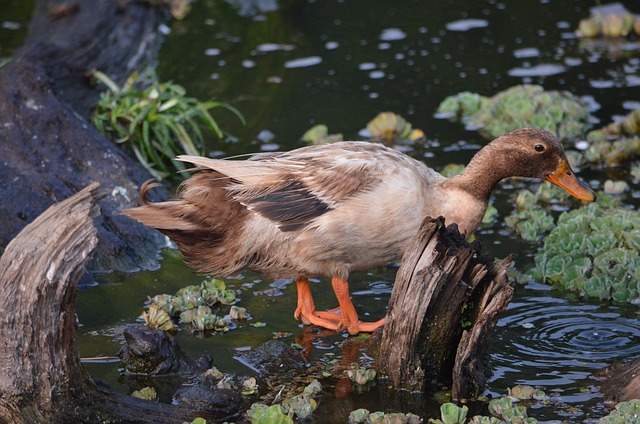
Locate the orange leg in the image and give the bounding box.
[330,277,385,335]
[293,277,385,335]
[293,278,342,330]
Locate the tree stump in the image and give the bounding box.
[599,359,640,403]
[377,217,513,399]
[0,184,238,423]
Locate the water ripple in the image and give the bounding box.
[490,289,640,399]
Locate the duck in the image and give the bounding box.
[122,128,596,335]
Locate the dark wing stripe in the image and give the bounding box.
[248,180,332,232]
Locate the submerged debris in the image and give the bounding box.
[437,85,591,141]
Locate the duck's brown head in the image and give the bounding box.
[472,128,596,202]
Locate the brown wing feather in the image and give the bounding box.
[217,142,388,231]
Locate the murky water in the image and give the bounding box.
[4,0,640,421]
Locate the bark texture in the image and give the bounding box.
[0,184,240,423]
[377,217,513,399]
[0,0,170,273]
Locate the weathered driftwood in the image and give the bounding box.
[0,184,236,423]
[599,359,640,404]
[377,217,513,399]
[0,0,169,273]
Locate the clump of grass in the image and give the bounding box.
[90,70,243,180]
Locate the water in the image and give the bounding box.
[5,0,640,421]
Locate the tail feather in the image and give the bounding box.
[121,172,250,274]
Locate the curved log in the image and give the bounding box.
[377,217,513,399]
[0,184,237,423]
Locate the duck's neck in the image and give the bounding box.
[448,142,513,202]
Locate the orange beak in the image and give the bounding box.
[545,160,596,202]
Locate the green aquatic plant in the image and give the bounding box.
[529,201,640,303]
[585,108,640,167]
[344,364,376,386]
[504,184,570,242]
[437,85,591,141]
[140,304,176,331]
[599,399,640,424]
[507,385,546,401]
[91,70,243,180]
[246,404,292,424]
[301,124,344,145]
[436,91,487,122]
[131,386,157,401]
[246,380,322,423]
[141,278,238,333]
[428,402,469,424]
[576,4,639,38]
[366,111,425,143]
[350,409,422,424]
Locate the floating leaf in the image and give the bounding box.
[301,124,343,145]
[132,386,157,401]
[366,112,424,143]
[600,399,640,423]
[140,305,176,331]
[439,402,468,424]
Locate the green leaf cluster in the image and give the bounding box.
[301,124,344,145]
[301,111,424,146]
[131,386,158,401]
[90,70,243,180]
[599,399,640,424]
[428,398,539,424]
[504,184,570,242]
[142,279,237,332]
[529,201,640,302]
[428,403,468,424]
[366,111,425,143]
[577,8,638,38]
[584,109,640,167]
[350,408,422,424]
[246,380,322,423]
[437,85,591,141]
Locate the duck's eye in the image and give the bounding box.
[534,144,545,152]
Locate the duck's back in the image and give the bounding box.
[124,142,444,280]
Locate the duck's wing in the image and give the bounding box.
[177,142,397,231]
